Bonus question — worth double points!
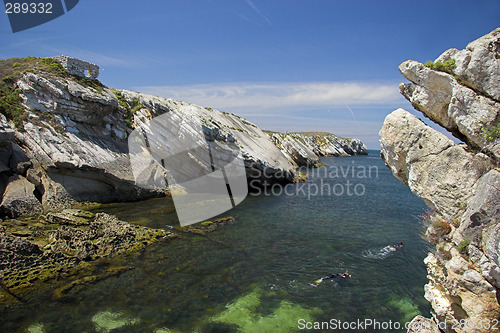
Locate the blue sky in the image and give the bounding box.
[1,0,499,148]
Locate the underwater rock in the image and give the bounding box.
[25,323,45,333]
[209,286,320,333]
[91,311,140,333]
[176,216,237,235]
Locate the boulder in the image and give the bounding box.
[0,175,42,217]
[380,109,492,218]
[45,209,94,226]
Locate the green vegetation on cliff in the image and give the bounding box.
[424,59,456,74]
[484,125,500,142]
[113,90,143,128]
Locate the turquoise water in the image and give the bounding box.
[1,151,431,332]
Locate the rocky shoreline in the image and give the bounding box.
[380,28,500,332]
[0,208,173,304]
[267,131,367,168]
[0,56,367,306]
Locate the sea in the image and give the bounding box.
[1,150,431,333]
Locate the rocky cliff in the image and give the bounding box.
[0,57,367,218]
[267,131,368,168]
[380,28,500,332]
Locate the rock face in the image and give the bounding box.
[122,90,296,187]
[380,109,492,218]
[399,28,500,160]
[268,132,368,167]
[0,67,293,217]
[0,58,367,218]
[380,28,500,333]
[434,28,500,102]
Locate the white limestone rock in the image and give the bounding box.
[268,133,321,167]
[0,114,15,143]
[381,29,500,332]
[435,28,500,102]
[399,61,500,159]
[380,109,491,218]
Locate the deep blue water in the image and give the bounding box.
[1,150,431,332]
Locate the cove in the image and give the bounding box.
[0,151,431,333]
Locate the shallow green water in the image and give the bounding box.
[1,151,431,332]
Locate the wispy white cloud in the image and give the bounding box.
[245,0,272,26]
[4,35,58,50]
[345,104,356,120]
[134,81,403,113]
[133,80,407,149]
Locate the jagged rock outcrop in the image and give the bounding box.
[48,212,168,261]
[399,28,500,160]
[380,109,492,218]
[380,28,500,333]
[121,90,296,187]
[268,132,322,167]
[268,132,367,167]
[435,28,500,102]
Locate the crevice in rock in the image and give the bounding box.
[33,186,43,204]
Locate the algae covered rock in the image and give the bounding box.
[176,216,237,235]
[45,209,94,226]
[91,311,140,333]
[0,211,172,294]
[49,212,170,260]
[209,286,320,333]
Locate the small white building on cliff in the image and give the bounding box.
[51,56,99,79]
